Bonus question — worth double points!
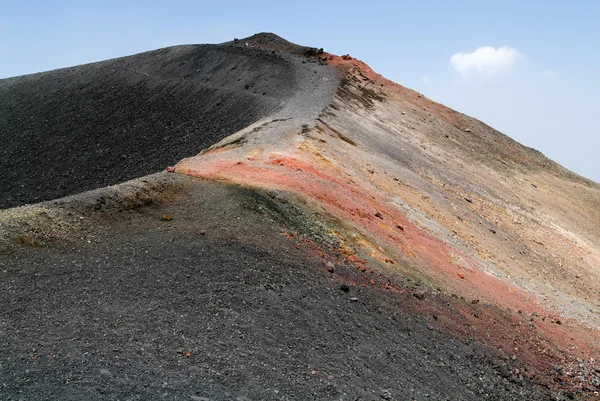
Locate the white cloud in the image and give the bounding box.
[421,76,432,86]
[450,46,522,80]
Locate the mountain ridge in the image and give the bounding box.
[1,33,599,400]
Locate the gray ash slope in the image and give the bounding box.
[1,174,550,401]
[0,33,333,209]
[0,33,554,400]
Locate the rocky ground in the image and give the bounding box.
[0,174,552,400]
[0,38,304,209]
[1,33,599,400]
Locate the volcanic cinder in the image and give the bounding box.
[1,33,599,400]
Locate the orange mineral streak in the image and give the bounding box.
[324,52,467,129]
[178,147,600,369]
[177,57,600,395]
[198,146,236,157]
[180,150,531,314]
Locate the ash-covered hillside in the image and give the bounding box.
[2,33,600,401]
[0,37,300,208]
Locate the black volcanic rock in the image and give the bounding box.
[0,38,300,208]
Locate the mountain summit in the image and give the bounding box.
[1,33,599,400]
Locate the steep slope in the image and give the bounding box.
[2,34,600,400]
[177,51,600,397]
[0,174,551,401]
[0,36,335,208]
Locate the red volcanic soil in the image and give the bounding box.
[178,143,600,398]
[3,33,600,400]
[0,174,558,400]
[177,50,600,398]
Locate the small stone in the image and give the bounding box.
[350,297,359,302]
[340,284,350,293]
[166,166,176,173]
[464,197,473,204]
[412,292,425,300]
[161,214,173,221]
[471,299,480,304]
[396,224,404,231]
[497,365,511,378]
[380,389,392,400]
[326,262,335,273]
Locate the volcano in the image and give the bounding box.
[1,33,599,400]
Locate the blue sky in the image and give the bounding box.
[1,0,598,182]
